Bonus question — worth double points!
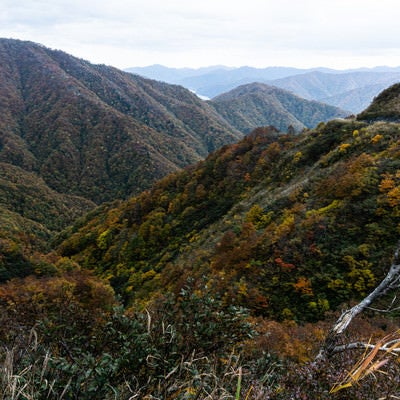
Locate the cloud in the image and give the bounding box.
[1,0,400,68]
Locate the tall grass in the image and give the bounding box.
[0,343,277,399]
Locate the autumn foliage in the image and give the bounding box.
[1,59,400,396]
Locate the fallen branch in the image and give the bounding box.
[330,337,400,355]
[316,241,400,361]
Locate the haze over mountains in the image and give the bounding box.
[127,65,400,113]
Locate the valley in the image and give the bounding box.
[1,38,400,398]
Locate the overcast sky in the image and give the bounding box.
[1,0,400,70]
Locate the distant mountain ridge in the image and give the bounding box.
[272,71,400,112]
[127,65,400,113]
[209,83,348,133]
[126,65,337,98]
[319,82,393,113]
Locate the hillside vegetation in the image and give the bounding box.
[57,116,400,322]
[0,38,241,205]
[0,162,95,281]
[0,38,243,280]
[1,42,400,397]
[358,82,400,122]
[0,38,351,286]
[8,90,396,396]
[210,82,348,133]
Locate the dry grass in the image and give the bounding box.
[330,330,400,394]
[0,329,70,400]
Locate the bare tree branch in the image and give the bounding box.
[316,241,400,361]
[366,294,400,313]
[330,339,400,355]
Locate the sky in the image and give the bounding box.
[1,0,400,70]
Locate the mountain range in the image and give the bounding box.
[1,37,399,308]
[1,39,400,397]
[0,38,347,280]
[210,82,347,133]
[0,38,240,278]
[0,39,244,205]
[127,64,400,113]
[0,39,348,206]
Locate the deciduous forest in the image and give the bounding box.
[1,39,400,399]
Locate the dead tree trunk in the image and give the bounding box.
[316,241,400,361]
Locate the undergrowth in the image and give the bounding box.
[1,276,400,399]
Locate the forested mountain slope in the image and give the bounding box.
[0,39,241,204]
[0,38,243,280]
[0,163,95,280]
[358,82,400,122]
[209,83,348,133]
[1,73,400,399]
[58,84,400,322]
